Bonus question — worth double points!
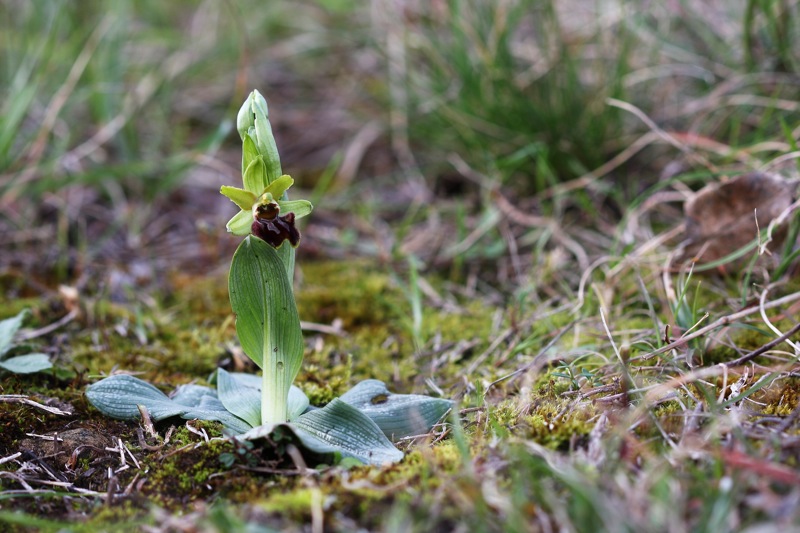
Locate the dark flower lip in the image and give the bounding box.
[251,212,300,248]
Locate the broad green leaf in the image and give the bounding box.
[263,175,293,199]
[225,372,309,421]
[86,375,186,420]
[243,156,268,196]
[226,371,262,388]
[0,353,51,374]
[277,200,313,220]
[171,383,220,407]
[226,209,252,236]
[339,380,452,440]
[220,186,256,211]
[183,406,252,434]
[0,309,27,357]
[288,386,310,421]
[86,375,253,433]
[216,368,261,428]
[172,384,253,434]
[229,236,304,424]
[291,399,404,465]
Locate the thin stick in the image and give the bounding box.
[725,322,800,367]
[539,131,661,199]
[759,286,800,353]
[606,98,716,171]
[17,309,78,341]
[0,452,22,465]
[636,290,800,361]
[0,396,72,416]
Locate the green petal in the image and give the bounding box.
[243,156,268,194]
[220,186,256,211]
[262,175,294,199]
[277,199,313,219]
[226,209,252,235]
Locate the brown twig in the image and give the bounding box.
[725,322,800,367]
[0,396,72,416]
[16,309,79,341]
[636,291,800,361]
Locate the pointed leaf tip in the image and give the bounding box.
[340,380,452,440]
[291,399,404,466]
[85,375,185,421]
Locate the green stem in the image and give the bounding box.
[261,356,288,425]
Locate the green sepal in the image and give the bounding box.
[226,209,252,235]
[277,199,313,220]
[262,175,294,199]
[220,186,256,211]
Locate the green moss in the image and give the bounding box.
[297,261,400,329]
[260,487,315,517]
[84,501,149,532]
[6,253,800,531]
[143,437,234,504]
[757,377,800,416]
[0,297,45,321]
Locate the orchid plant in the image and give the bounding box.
[86,90,451,466]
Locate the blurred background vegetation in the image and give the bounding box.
[2,2,800,530]
[1,0,798,286]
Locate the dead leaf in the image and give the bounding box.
[680,172,796,268]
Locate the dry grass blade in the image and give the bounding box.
[637,290,800,361]
[0,396,72,416]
